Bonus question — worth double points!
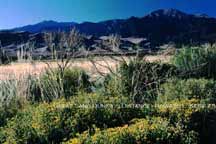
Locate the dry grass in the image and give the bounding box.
[0,55,171,80]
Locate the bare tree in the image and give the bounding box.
[89,34,129,77]
[108,34,121,52]
[67,28,84,52]
[44,32,56,59]
[41,28,86,99]
[43,28,85,76]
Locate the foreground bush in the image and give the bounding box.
[66,99,215,144]
[104,59,177,104]
[1,96,216,143]
[0,94,154,143]
[172,44,216,79]
[156,99,216,144]
[158,78,216,103]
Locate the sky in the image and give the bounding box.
[0,0,216,29]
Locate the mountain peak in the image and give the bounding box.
[147,8,188,18]
[40,20,58,24]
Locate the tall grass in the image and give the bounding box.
[0,77,31,107]
[29,68,92,102]
[0,68,92,108]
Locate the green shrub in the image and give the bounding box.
[30,68,92,102]
[172,44,216,79]
[104,59,177,103]
[101,74,122,97]
[158,78,216,103]
[0,105,19,127]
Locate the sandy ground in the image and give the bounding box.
[0,55,171,80]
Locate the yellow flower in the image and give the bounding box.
[92,135,98,142]
[32,123,40,129]
[66,138,81,144]
[53,116,60,123]
[123,124,128,128]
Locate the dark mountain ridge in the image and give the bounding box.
[74,8,216,45]
[1,8,216,47]
[12,20,77,33]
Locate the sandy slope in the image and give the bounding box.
[0,55,171,80]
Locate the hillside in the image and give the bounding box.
[12,20,77,33]
[9,8,216,45]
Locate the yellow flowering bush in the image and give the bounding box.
[65,117,198,144]
[0,94,215,143]
[0,94,154,143]
[155,99,215,127]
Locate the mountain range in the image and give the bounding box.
[1,8,216,46]
[12,20,77,33]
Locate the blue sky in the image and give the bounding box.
[0,0,216,29]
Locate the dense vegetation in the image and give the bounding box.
[1,44,216,143]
